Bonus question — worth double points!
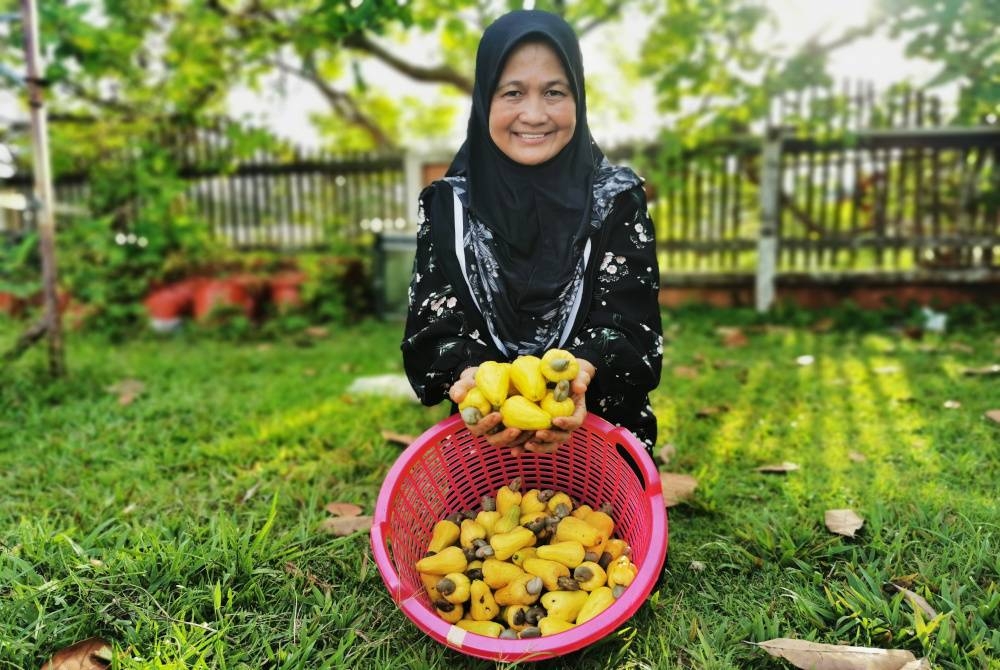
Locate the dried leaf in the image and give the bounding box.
[325,502,363,517]
[305,326,328,338]
[695,405,728,418]
[943,400,961,409]
[303,368,317,377]
[848,451,867,463]
[689,560,706,572]
[811,317,836,333]
[42,637,112,670]
[717,327,748,348]
[105,379,144,406]
[255,343,272,352]
[985,409,1000,424]
[754,638,916,669]
[657,443,677,466]
[381,430,415,446]
[319,515,373,536]
[711,359,741,369]
[899,659,931,670]
[947,342,974,354]
[755,461,800,474]
[796,355,815,366]
[660,472,698,507]
[889,583,938,619]
[825,509,865,537]
[238,482,261,505]
[962,364,1000,377]
[673,365,700,380]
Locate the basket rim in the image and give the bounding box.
[370,413,668,662]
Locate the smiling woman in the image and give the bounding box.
[488,41,577,166]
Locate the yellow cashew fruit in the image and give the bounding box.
[495,478,523,517]
[535,540,586,569]
[475,361,510,408]
[493,573,544,607]
[509,355,548,401]
[500,396,553,430]
[540,589,590,623]
[540,349,579,382]
[606,556,638,589]
[539,616,577,636]
[435,601,464,623]
[437,572,472,604]
[522,557,570,592]
[520,489,552,515]
[415,546,468,575]
[541,390,575,419]
[489,526,537,561]
[427,519,461,554]
[481,558,525,591]
[455,619,504,637]
[459,519,488,549]
[555,516,604,547]
[575,586,615,625]
[573,561,608,591]
[459,387,492,425]
[469,579,499,621]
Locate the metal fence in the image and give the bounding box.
[1,122,409,249]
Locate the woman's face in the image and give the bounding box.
[488,41,576,166]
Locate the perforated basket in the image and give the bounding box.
[371,413,668,663]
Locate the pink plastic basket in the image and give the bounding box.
[371,413,668,663]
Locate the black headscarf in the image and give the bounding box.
[445,10,604,353]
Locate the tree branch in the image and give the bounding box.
[342,32,473,94]
[576,0,626,37]
[271,57,396,149]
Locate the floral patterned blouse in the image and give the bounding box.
[402,159,664,452]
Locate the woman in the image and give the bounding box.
[402,10,663,456]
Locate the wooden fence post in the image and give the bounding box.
[756,127,783,312]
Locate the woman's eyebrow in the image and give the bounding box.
[495,78,570,89]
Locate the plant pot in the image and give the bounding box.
[0,291,23,318]
[269,271,308,312]
[193,277,255,322]
[144,279,200,332]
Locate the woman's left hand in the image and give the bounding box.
[519,392,588,455]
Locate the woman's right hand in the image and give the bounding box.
[450,367,528,451]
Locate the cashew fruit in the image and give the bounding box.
[500,395,552,430]
[474,361,510,408]
[509,355,547,401]
[540,349,579,382]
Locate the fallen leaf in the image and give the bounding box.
[695,405,728,418]
[42,637,112,670]
[848,451,867,463]
[986,409,1000,424]
[303,368,317,377]
[825,509,865,537]
[660,473,698,507]
[755,462,800,474]
[943,400,961,409]
[325,502,363,517]
[889,583,938,619]
[305,326,328,338]
[899,660,931,670]
[689,560,706,572]
[754,638,916,669]
[255,343,272,352]
[962,364,1000,377]
[657,443,677,466]
[811,317,835,333]
[673,365,700,379]
[711,359,741,369]
[717,327,748,348]
[319,515,373,536]
[238,482,261,505]
[947,342,974,354]
[105,379,144,406]
[381,430,415,446]
[796,354,815,366]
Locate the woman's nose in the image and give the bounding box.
[518,94,547,123]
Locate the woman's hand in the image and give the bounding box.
[450,366,530,450]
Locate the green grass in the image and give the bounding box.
[1,309,999,669]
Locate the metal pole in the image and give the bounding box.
[756,127,783,312]
[22,0,65,376]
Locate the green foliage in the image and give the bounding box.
[3,309,1000,667]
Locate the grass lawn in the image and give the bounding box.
[1,308,998,669]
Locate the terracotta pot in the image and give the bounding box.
[0,292,23,317]
[193,278,254,321]
[269,271,308,311]
[144,279,200,332]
